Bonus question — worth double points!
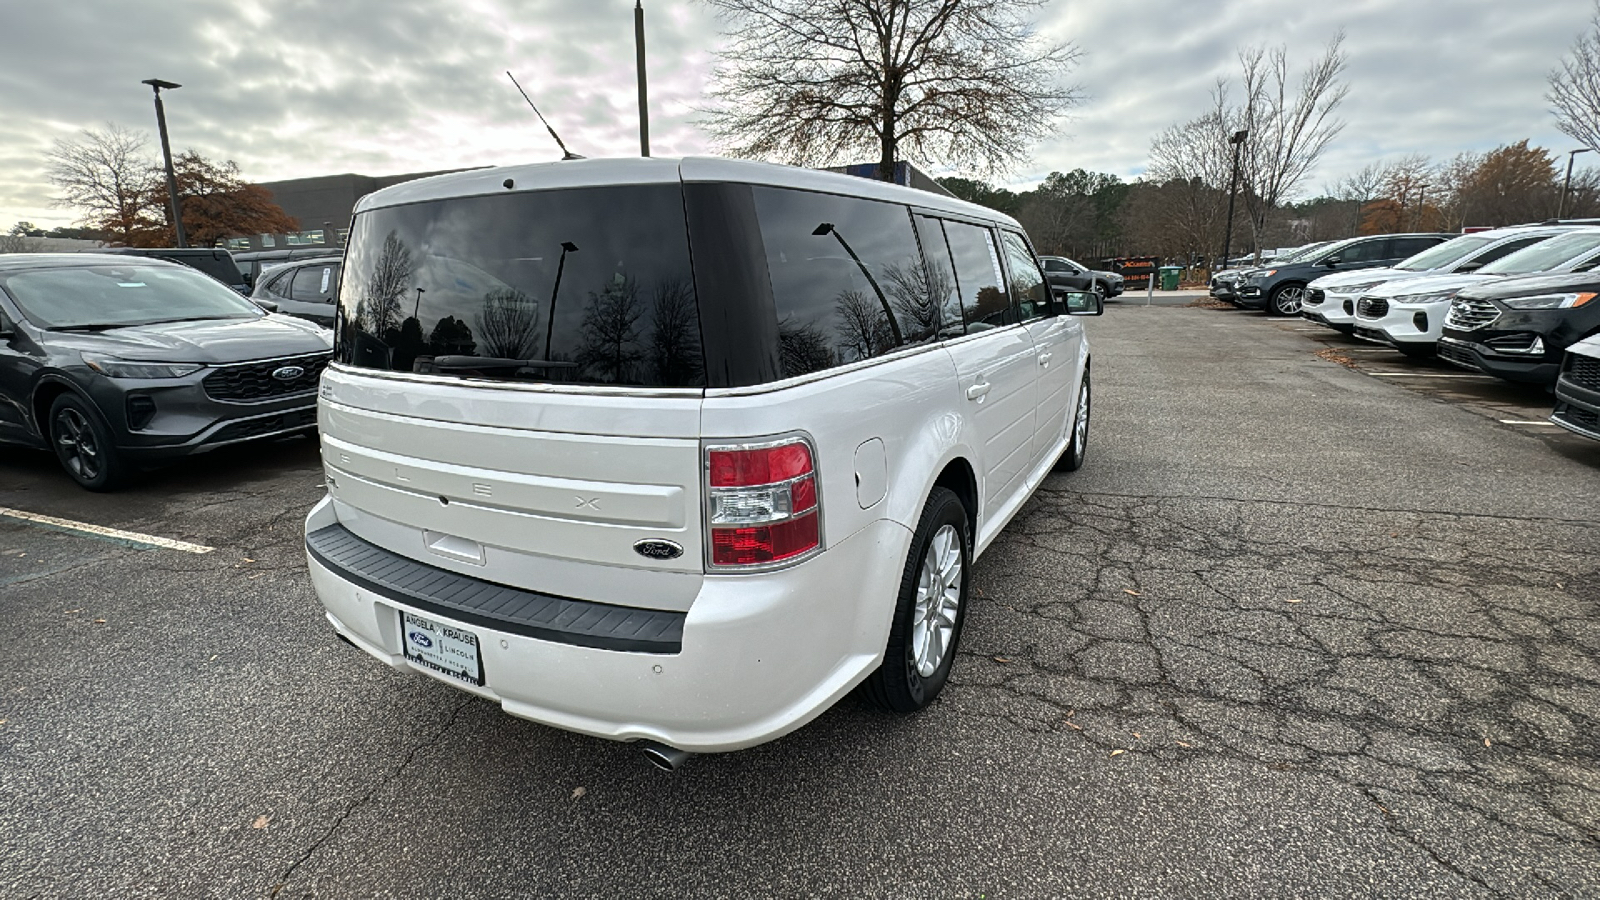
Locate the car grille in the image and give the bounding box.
[1304,288,1326,307]
[1445,297,1500,331]
[203,354,330,402]
[207,407,318,444]
[1356,297,1389,319]
[1567,355,1600,392]
[1437,339,1484,372]
[1553,402,1600,436]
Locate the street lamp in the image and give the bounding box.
[1220,129,1248,271]
[543,241,579,360]
[141,78,188,248]
[1559,147,1593,219]
[813,223,903,346]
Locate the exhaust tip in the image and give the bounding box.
[638,740,691,772]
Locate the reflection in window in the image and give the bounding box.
[753,187,934,378]
[998,231,1049,321]
[335,186,704,387]
[944,221,1010,330]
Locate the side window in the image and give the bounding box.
[1338,239,1392,264]
[913,216,967,338]
[264,270,292,296]
[752,187,931,377]
[290,265,335,303]
[1042,259,1068,273]
[1470,237,1543,266]
[943,221,1010,330]
[1390,237,1443,258]
[998,231,1050,322]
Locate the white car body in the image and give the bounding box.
[1351,228,1600,351]
[304,157,1099,754]
[1303,225,1587,333]
[1551,333,1600,440]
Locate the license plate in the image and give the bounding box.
[400,611,484,686]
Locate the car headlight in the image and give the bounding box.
[1254,269,1277,279]
[1327,280,1385,296]
[81,354,204,379]
[1502,292,1596,310]
[1390,289,1460,306]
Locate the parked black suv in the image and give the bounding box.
[1236,233,1452,316]
[1040,256,1124,298]
[251,256,341,327]
[0,255,332,490]
[1437,271,1600,384]
[96,246,251,294]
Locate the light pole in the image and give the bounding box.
[544,241,579,360]
[813,223,903,346]
[141,78,188,248]
[1559,147,1593,219]
[1220,130,1248,271]
[635,0,650,157]
[412,287,425,320]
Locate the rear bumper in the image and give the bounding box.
[304,496,912,753]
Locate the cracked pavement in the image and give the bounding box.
[1,304,1597,898]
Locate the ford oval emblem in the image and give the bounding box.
[409,631,434,648]
[633,539,684,561]
[272,365,306,381]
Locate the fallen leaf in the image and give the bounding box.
[209,655,219,662]
[0,719,7,726]
[1285,598,1303,604]
[993,656,1010,664]
[1109,749,1126,757]
[1065,721,1082,731]
[92,619,106,624]
[571,787,586,799]
[65,609,81,615]
[242,558,255,563]
[1483,737,1492,748]
[1176,740,1192,748]
[1132,732,1142,739]
[248,573,263,580]
[1123,589,1141,596]
[251,815,270,829]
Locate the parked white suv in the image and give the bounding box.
[303,157,1102,762]
[1302,225,1582,335]
[1352,228,1600,356]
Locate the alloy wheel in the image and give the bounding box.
[54,407,101,482]
[1274,286,1307,315]
[911,524,963,678]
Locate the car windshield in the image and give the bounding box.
[1393,234,1498,272]
[1479,230,1600,276]
[0,264,262,330]
[1277,241,1333,264]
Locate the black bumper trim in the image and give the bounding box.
[307,524,686,654]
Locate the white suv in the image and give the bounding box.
[1301,225,1583,335]
[1352,228,1600,356]
[303,157,1102,762]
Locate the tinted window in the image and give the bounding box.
[944,221,1009,330]
[1336,239,1392,264]
[1394,234,1496,271]
[0,264,261,329]
[1481,231,1600,275]
[1469,236,1545,267]
[291,264,338,303]
[337,185,703,387]
[752,187,931,377]
[998,231,1049,321]
[1389,237,1444,258]
[1042,259,1069,272]
[913,216,968,338]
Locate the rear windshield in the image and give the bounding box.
[0,264,262,330]
[154,251,245,286]
[336,185,704,387]
[1480,230,1600,276]
[1394,234,1495,271]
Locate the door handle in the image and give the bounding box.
[966,381,992,401]
[1038,352,1052,366]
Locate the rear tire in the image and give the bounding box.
[863,487,971,714]
[49,393,125,492]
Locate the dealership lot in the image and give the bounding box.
[1,304,1597,898]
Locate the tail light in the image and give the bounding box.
[704,436,821,569]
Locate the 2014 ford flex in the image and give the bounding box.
[304,157,1102,759]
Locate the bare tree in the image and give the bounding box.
[0,234,30,254]
[1237,34,1349,254]
[476,287,542,360]
[1549,2,1600,152]
[1334,161,1386,232]
[702,0,1080,180]
[364,231,415,337]
[45,124,160,245]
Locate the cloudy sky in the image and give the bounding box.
[0,0,1594,229]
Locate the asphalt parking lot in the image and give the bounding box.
[2,303,1597,898]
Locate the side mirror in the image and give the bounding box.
[1456,259,1484,273]
[253,299,279,313]
[0,316,13,340]
[1064,291,1104,316]
[1323,257,1341,267]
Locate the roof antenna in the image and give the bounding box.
[506,71,584,161]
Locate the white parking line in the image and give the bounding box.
[1368,372,1496,378]
[1500,419,1559,426]
[0,507,215,554]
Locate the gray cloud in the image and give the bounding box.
[0,0,1594,228]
